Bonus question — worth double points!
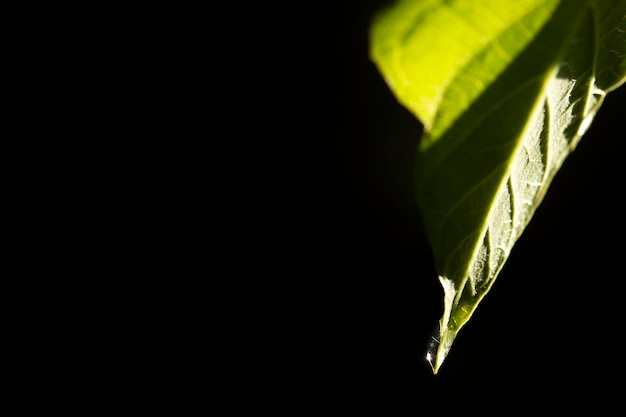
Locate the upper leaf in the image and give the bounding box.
[370,0,626,373]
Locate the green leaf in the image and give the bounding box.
[370,0,626,374]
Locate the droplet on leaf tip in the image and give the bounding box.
[426,323,440,373]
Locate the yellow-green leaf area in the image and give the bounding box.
[370,0,560,141]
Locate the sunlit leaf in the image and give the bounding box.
[370,0,626,373]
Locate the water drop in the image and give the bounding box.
[426,322,440,372]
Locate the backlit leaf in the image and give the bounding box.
[370,0,626,373]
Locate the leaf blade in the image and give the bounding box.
[370,0,626,373]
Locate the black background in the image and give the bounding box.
[314,0,626,410]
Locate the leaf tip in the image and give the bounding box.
[425,323,440,374]
[425,276,460,374]
[425,321,456,375]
